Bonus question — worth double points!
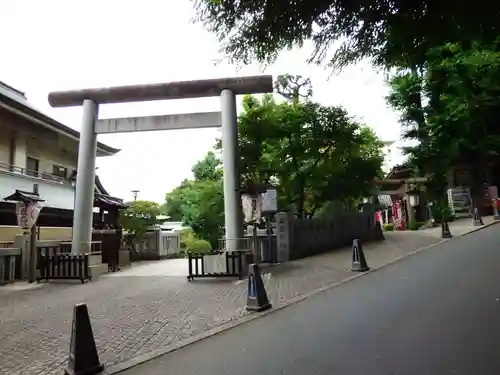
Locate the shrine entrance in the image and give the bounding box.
[48,76,273,254]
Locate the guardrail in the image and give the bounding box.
[187,251,243,281]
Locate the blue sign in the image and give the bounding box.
[248,275,256,299]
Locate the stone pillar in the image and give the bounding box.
[71,100,98,254]
[220,89,243,251]
[14,234,30,279]
[275,212,293,262]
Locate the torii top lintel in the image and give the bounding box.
[48,75,274,108]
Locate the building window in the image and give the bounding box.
[26,157,39,177]
[52,165,68,179]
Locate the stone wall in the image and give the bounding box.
[276,211,380,261]
[130,229,181,261]
[0,226,72,242]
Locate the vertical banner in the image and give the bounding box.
[27,202,43,229]
[16,202,28,229]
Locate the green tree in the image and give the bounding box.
[192,0,500,70]
[121,200,162,240]
[216,75,384,218]
[163,179,191,221]
[165,152,224,247]
[386,42,500,211]
[424,42,500,207]
[180,179,224,247]
[192,151,222,181]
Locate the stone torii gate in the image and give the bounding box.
[48,76,273,254]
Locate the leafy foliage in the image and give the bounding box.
[165,152,224,248]
[179,179,224,247]
[179,228,196,248]
[216,76,384,218]
[386,42,500,209]
[192,0,500,70]
[121,200,162,240]
[186,239,213,253]
[167,76,384,242]
[191,151,223,181]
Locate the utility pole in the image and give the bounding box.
[131,190,140,202]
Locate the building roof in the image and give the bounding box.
[3,189,45,203]
[94,193,128,209]
[0,81,120,157]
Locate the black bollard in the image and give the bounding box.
[64,304,103,375]
[245,263,272,312]
[375,221,385,240]
[351,239,370,272]
[441,221,453,238]
[473,207,484,226]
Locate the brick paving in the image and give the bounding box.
[0,219,487,375]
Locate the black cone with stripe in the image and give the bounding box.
[351,239,370,272]
[245,263,271,312]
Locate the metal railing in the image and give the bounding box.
[0,162,70,185]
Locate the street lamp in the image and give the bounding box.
[131,190,140,201]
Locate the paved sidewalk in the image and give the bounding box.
[0,218,494,375]
[420,215,497,238]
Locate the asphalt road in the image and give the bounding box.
[121,224,500,375]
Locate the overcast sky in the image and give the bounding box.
[1,0,405,203]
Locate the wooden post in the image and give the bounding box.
[28,184,39,283]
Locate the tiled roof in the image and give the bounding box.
[2,189,45,203]
[94,193,128,209]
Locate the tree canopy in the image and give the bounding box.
[165,76,384,242]
[221,91,384,218]
[165,152,224,247]
[121,200,162,240]
[386,41,500,208]
[193,0,500,69]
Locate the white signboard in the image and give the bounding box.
[261,188,278,213]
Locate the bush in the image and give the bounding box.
[180,228,195,248]
[431,202,454,223]
[186,239,212,253]
[408,222,420,231]
[383,223,394,231]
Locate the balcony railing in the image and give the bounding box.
[0,162,71,185]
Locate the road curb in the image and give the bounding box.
[104,219,499,374]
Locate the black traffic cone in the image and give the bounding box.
[473,207,484,226]
[64,304,103,375]
[351,239,370,272]
[245,263,271,312]
[441,221,452,238]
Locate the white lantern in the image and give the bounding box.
[241,193,263,223]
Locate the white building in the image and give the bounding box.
[0,80,120,239]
